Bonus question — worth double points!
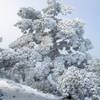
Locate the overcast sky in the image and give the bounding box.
[0,0,99,58]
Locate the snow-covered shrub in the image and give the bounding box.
[56,66,100,100]
[87,59,100,78]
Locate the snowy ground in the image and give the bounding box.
[0,79,63,100]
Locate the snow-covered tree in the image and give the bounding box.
[87,59,100,78]
[0,0,99,99]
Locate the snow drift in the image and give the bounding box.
[0,79,63,100]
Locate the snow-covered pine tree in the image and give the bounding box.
[0,0,99,99]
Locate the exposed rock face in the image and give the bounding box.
[0,79,63,100]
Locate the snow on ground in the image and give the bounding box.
[0,79,63,100]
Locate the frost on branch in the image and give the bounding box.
[34,35,54,55]
[57,18,93,53]
[43,0,72,16]
[9,33,34,49]
[32,57,52,81]
[17,7,42,20]
[57,66,100,100]
[15,19,33,34]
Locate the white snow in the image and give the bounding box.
[0,79,63,100]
